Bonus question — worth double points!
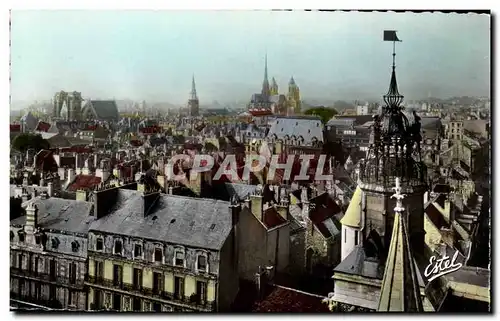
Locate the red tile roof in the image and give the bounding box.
[35,150,57,171]
[10,124,21,132]
[130,139,143,147]
[35,121,51,132]
[249,109,273,117]
[253,286,330,313]
[67,175,102,192]
[262,207,286,229]
[139,126,162,134]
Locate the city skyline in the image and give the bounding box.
[11,10,490,104]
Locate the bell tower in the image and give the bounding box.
[188,75,199,117]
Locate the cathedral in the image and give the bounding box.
[247,55,301,115]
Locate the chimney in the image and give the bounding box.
[443,199,452,225]
[141,190,160,217]
[67,168,75,184]
[76,189,87,201]
[25,202,38,231]
[157,175,165,190]
[92,185,119,219]
[47,182,54,197]
[250,193,264,222]
[424,191,429,204]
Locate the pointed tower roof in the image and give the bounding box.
[261,54,270,97]
[289,76,296,86]
[271,77,278,87]
[190,74,198,101]
[340,186,362,228]
[378,178,423,312]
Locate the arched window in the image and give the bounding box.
[51,237,60,249]
[113,239,123,256]
[71,241,80,253]
[154,245,164,263]
[196,251,209,273]
[173,247,186,267]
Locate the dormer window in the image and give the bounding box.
[154,247,163,263]
[134,244,143,259]
[17,231,25,243]
[96,237,104,251]
[51,237,60,249]
[114,239,123,255]
[174,248,185,267]
[71,241,80,253]
[196,253,208,273]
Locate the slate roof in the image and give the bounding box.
[224,183,257,200]
[309,192,342,238]
[268,116,324,144]
[252,285,330,312]
[262,207,287,229]
[89,189,232,250]
[89,100,119,121]
[35,121,51,132]
[12,197,95,234]
[334,246,384,279]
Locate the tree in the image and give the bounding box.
[304,107,338,124]
[12,133,50,154]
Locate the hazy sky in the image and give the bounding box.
[11,10,490,104]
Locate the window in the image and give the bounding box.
[18,231,25,243]
[134,244,143,259]
[133,268,143,290]
[354,230,359,246]
[197,254,208,272]
[34,257,39,275]
[153,303,162,312]
[153,272,162,295]
[113,264,123,286]
[69,262,77,284]
[94,289,103,310]
[17,254,23,270]
[69,290,77,307]
[174,276,184,300]
[10,231,14,242]
[196,281,207,304]
[114,240,123,255]
[344,229,346,243]
[174,249,185,267]
[51,237,60,249]
[95,260,104,279]
[133,297,141,312]
[96,237,103,251]
[49,260,56,279]
[154,248,163,263]
[113,293,122,311]
[71,241,80,253]
[34,283,41,300]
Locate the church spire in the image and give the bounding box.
[261,54,270,98]
[190,74,198,101]
[377,178,423,312]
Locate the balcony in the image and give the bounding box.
[10,268,85,289]
[10,292,63,310]
[86,275,215,311]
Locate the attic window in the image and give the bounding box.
[170,219,176,224]
[197,253,208,272]
[71,241,80,252]
[308,129,311,133]
[96,237,104,251]
[10,231,14,242]
[317,123,319,127]
[18,231,25,243]
[154,248,163,263]
[210,224,216,230]
[296,122,298,126]
[152,215,158,221]
[114,240,123,255]
[51,237,59,249]
[190,221,195,227]
[174,249,185,267]
[281,128,283,132]
[134,244,143,259]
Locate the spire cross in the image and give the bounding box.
[391,177,405,213]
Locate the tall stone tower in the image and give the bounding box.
[188,75,199,117]
[357,50,427,255]
[53,91,68,118]
[287,76,301,114]
[68,91,83,121]
[270,77,279,95]
[261,54,271,100]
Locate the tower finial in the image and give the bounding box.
[382,31,404,109]
[261,53,270,98]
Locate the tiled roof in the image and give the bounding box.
[10,124,21,132]
[12,197,95,234]
[309,192,342,238]
[425,203,447,229]
[35,121,51,132]
[262,207,287,229]
[89,100,119,120]
[252,285,330,313]
[340,186,362,228]
[268,116,324,144]
[88,189,232,250]
[67,175,102,192]
[249,109,273,117]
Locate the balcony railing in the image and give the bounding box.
[86,275,215,311]
[10,292,63,310]
[10,268,85,289]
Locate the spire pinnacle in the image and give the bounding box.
[383,41,404,109]
[190,74,198,100]
[261,54,270,98]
